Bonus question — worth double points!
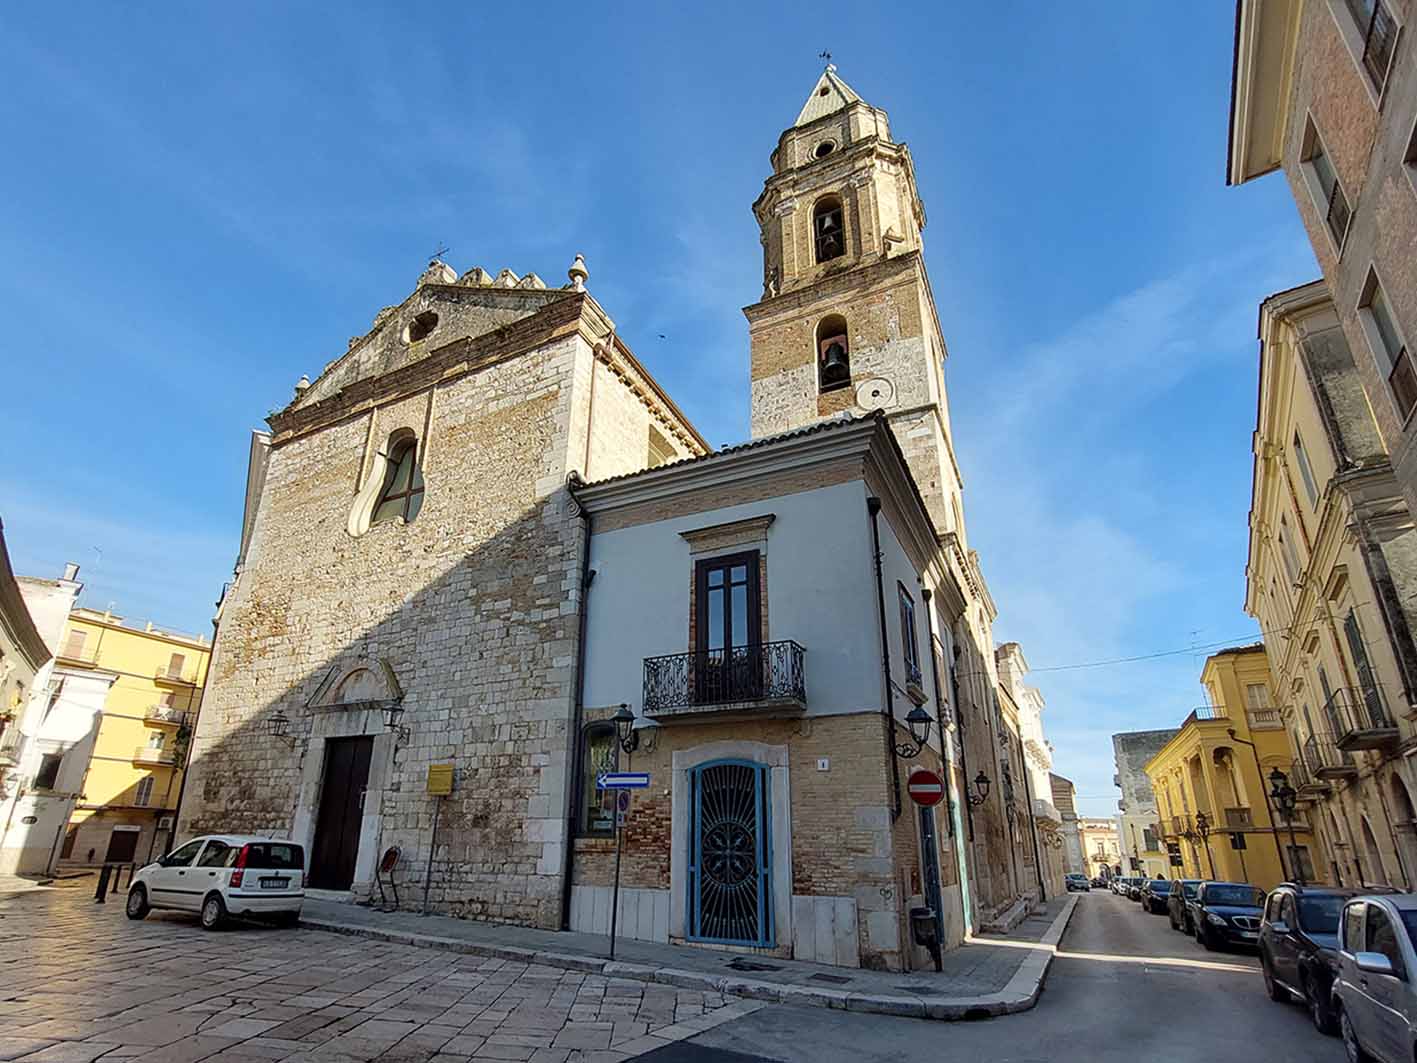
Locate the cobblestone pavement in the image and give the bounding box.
[0,884,765,1063]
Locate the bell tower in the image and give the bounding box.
[745,65,964,539]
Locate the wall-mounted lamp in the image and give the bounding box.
[967,770,991,807]
[612,703,639,754]
[382,703,410,744]
[892,705,934,759]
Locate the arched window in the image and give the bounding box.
[372,436,425,525]
[813,197,844,263]
[578,723,618,836]
[816,314,850,392]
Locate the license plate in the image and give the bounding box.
[260,877,290,889]
[1239,931,1258,939]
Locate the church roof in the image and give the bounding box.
[794,65,863,127]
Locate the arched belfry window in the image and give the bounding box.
[817,314,851,392]
[813,197,844,263]
[372,435,425,525]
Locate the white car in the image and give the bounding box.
[1333,893,1417,1063]
[125,835,305,930]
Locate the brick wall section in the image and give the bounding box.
[570,712,922,969]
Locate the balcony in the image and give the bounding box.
[1187,705,1229,723]
[643,641,806,721]
[144,705,191,728]
[1223,807,1253,829]
[133,746,175,766]
[154,665,196,687]
[1166,815,1191,837]
[1328,686,1399,752]
[1304,732,1357,781]
[1289,757,1329,800]
[1246,708,1284,731]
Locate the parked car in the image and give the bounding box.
[1167,879,1206,934]
[1129,878,1147,901]
[1260,883,1364,1036]
[1189,881,1266,951]
[1065,873,1091,892]
[126,835,306,930]
[1141,878,1173,915]
[1333,893,1417,1063]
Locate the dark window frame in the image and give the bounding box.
[372,437,426,526]
[897,583,922,688]
[694,552,763,654]
[1302,121,1352,251]
[34,753,61,791]
[576,722,620,838]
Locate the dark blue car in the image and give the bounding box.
[1189,881,1266,950]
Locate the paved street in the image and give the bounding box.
[0,884,1346,1063]
[0,883,762,1062]
[665,889,1345,1063]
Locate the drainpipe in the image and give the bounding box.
[866,498,902,822]
[951,645,975,842]
[1227,728,1290,882]
[559,482,596,930]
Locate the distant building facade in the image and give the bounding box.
[0,522,55,838]
[0,561,82,875]
[1078,819,1120,880]
[1050,774,1084,876]
[1146,646,1316,890]
[1113,729,1178,879]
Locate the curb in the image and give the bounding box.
[299,896,1079,1023]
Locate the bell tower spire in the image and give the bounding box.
[744,68,964,541]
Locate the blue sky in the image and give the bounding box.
[0,4,1316,817]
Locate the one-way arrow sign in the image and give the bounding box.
[597,771,650,790]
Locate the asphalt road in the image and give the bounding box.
[639,889,1344,1063]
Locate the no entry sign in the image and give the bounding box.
[907,767,946,807]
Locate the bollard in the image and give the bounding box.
[93,863,111,903]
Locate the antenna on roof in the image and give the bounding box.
[819,50,832,67]
[429,243,449,264]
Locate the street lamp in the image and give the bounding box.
[612,703,639,755]
[892,705,934,759]
[1269,767,1304,886]
[264,709,307,751]
[382,703,410,744]
[966,770,992,807]
[1194,811,1217,880]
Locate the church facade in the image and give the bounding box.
[179,67,1036,970]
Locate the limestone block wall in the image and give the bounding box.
[181,334,589,930]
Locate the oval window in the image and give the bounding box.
[403,310,439,344]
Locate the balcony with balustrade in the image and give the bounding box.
[154,664,196,687]
[132,746,176,766]
[1304,731,1357,781]
[1246,707,1284,731]
[642,641,807,722]
[144,705,191,728]
[1328,686,1399,752]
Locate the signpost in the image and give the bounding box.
[597,771,649,959]
[423,763,454,915]
[906,767,946,808]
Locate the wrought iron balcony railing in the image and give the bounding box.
[1304,732,1357,780]
[133,746,175,766]
[1326,685,1398,751]
[154,665,196,685]
[643,641,806,716]
[1289,756,1326,797]
[1189,705,1228,722]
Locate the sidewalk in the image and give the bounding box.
[300,893,1077,1022]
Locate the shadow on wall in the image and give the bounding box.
[178,487,587,930]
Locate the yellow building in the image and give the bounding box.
[54,608,210,866]
[1145,645,1325,890]
[1079,819,1121,880]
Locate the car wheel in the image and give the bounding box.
[200,893,227,931]
[1304,974,1337,1036]
[1339,1004,1374,1063]
[1261,955,1287,1002]
[124,885,149,920]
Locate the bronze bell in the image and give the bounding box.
[820,340,850,386]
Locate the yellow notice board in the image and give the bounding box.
[426,763,454,795]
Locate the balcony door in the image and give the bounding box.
[694,553,761,704]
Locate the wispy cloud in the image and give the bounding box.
[958,237,1312,817]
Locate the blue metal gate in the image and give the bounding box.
[688,760,772,947]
